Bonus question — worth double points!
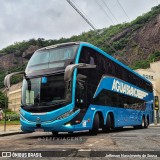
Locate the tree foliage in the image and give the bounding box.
[0,63,26,89]
[132,50,160,69]
[0,91,7,109]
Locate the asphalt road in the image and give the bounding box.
[0,127,160,159]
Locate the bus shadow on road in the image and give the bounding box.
[22,127,145,145]
[25,126,142,139]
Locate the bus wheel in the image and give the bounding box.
[144,117,149,128]
[103,114,111,133]
[141,116,145,129]
[52,131,58,136]
[89,113,99,135]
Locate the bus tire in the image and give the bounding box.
[103,114,111,133]
[89,113,99,135]
[141,116,145,129]
[144,116,149,128]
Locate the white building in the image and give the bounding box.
[8,82,22,112]
[135,61,160,123]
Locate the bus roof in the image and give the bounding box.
[37,42,84,51]
[36,41,151,84]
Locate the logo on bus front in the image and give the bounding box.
[112,79,148,99]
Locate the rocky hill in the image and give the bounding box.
[0,5,159,88]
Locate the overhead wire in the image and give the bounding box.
[69,0,98,30]
[116,0,130,21]
[68,0,160,96]
[100,0,119,23]
[66,0,128,64]
[95,0,129,62]
[94,0,115,25]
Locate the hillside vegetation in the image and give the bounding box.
[0,5,159,89]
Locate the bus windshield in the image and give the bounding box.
[21,74,70,108]
[25,45,78,73]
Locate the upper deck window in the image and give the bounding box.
[26,45,78,73]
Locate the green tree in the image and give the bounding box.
[0,91,7,109]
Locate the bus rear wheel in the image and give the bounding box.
[141,116,145,129]
[144,116,149,128]
[102,114,111,133]
[89,113,99,135]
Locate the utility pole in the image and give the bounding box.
[66,0,97,30]
[154,96,159,125]
[4,88,7,132]
[4,71,8,132]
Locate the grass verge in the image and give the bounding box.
[0,120,20,125]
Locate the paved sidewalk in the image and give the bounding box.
[149,123,160,127]
[0,124,22,137]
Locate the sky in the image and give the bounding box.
[0,0,159,50]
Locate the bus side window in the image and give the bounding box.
[117,65,122,80]
[104,59,108,74]
[89,56,95,65]
[109,62,113,75]
[112,63,116,76]
[101,59,105,71]
[79,47,96,65]
[97,55,102,72]
[79,48,88,64]
[107,61,112,75]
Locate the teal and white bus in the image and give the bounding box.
[4,42,154,135]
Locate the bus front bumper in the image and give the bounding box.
[20,119,75,132]
[20,109,92,132]
[20,118,91,132]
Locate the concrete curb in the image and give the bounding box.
[149,126,160,127]
[0,131,25,137]
[149,124,160,127]
[0,124,159,137]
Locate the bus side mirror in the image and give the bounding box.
[4,71,25,90]
[154,96,159,110]
[64,63,96,82]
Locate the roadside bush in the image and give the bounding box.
[6,114,20,121]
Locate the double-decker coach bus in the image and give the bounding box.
[4,42,154,135]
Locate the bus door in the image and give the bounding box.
[76,67,97,108]
[76,73,88,112]
[76,46,100,111]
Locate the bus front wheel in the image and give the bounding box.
[89,113,99,135]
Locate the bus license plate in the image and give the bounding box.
[35,128,44,132]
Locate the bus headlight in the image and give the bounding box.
[56,110,74,120]
[65,123,71,126]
